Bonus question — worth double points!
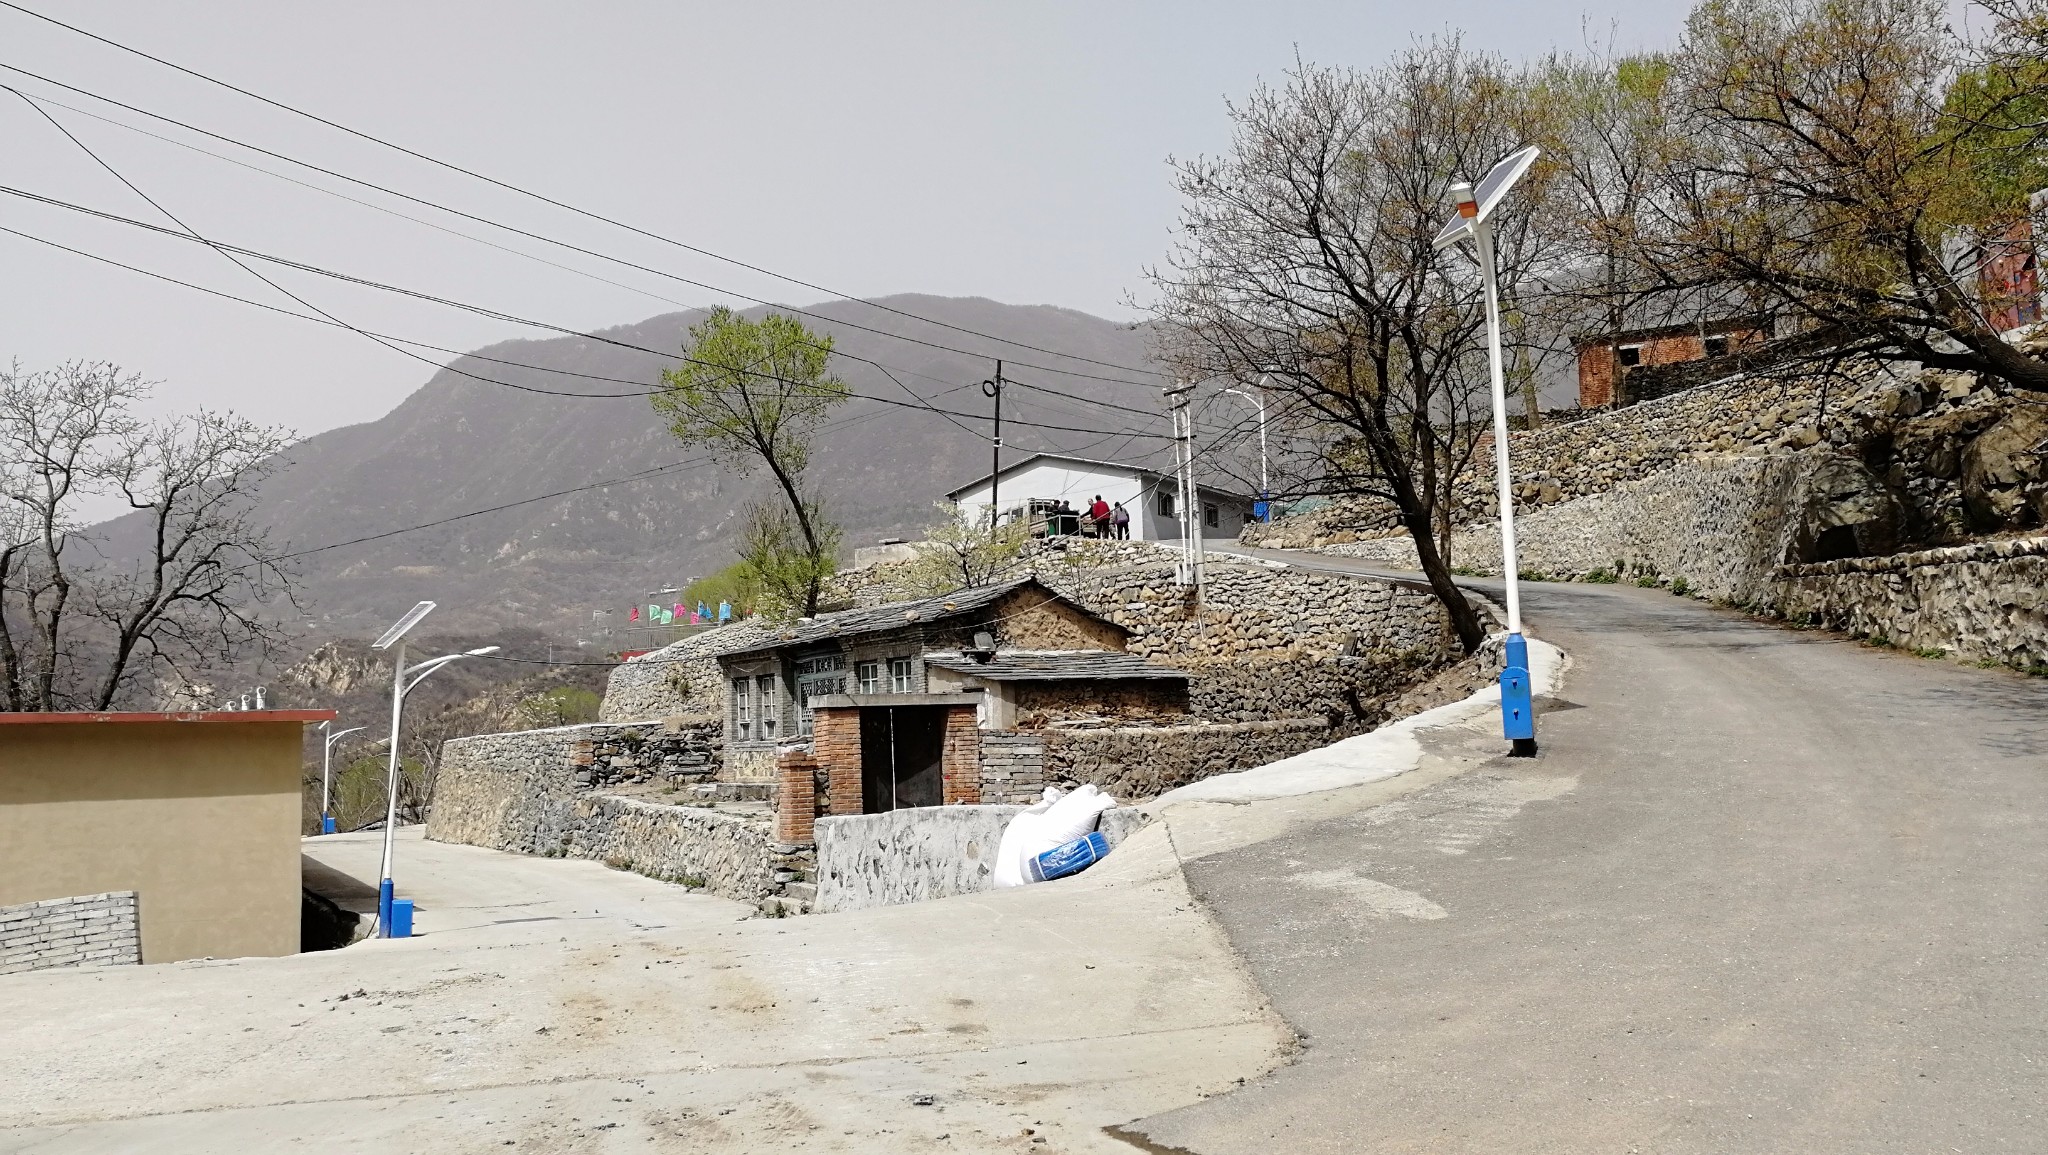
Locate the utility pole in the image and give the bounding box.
[981,361,1004,530]
[1164,381,1203,594]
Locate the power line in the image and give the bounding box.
[0,190,1175,440]
[0,56,1167,390]
[0,1,1168,380]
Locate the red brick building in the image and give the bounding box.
[1576,317,1771,409]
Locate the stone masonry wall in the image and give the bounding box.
[427,721,789,905]
[1775,537,2048,669]
[0,891,141,975]
[1318,452,1895,611]
[600,620,775,722]
[978,731,1047,804]
[1040,717,1338,800]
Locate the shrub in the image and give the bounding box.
[1670,577,1692,597]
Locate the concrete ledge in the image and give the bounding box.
[814,804,1149,914]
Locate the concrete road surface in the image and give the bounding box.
[1131,556,2048,1153]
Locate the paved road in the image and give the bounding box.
[1133,558,2048,1153]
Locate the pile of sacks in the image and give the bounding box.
[993,784,1118,889]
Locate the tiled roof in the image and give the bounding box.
[713,578,1122,659]
[922,649,1189,683]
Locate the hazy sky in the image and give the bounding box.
[3,1,1696,440]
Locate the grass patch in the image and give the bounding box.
[1669,577,1692,597]
[1582,568,1619,584]
[1635,576,1661,588]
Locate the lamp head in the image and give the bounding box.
[465,646,501,657]
[1451,180,1478,218]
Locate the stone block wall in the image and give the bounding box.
[1319,452,1894,611]
[427,721,790,905]
[0,891,141,975]
[1040,717,1337,800]
[600,620,775,722]
[977,731,1047,804]
[1775,537,2048,668]
[557,794,781,902]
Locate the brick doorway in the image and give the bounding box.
[858,706,946,812]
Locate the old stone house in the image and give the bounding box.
[712,577,1188,815]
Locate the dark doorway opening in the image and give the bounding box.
[859,706,946,813]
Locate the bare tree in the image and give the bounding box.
[0,361,295,710]
[1149,45,1559,652]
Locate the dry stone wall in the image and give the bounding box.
[1320,452,1898,609]
[1041,717,1337,799]
[600,621,774,722]
[427,720,791,905]
[0,891,141,975]
[1776,537,2048,669]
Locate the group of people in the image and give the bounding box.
[1044,495,1130,539]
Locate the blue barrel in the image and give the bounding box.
[389,898,415,939]
[321,815,337,835]
[1033,831,1110,882]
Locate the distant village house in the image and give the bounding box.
[946,452,1256,540]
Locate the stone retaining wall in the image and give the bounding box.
[1775,537,2048,668]
[1041,717,1338,799]
[1318,452,1896,611]
[427,721,791,905]
[600,621,774,722]
[0,891,141,975]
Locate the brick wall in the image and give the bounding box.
[775,749,820,844]
[941,705,982,806]
[814,706,863,817]
[0,891,142,975]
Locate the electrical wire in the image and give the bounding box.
[0,57,1168,390]
[0,190,1174,440]
[0,2,1169,380]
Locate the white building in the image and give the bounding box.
[945,452,1257,541]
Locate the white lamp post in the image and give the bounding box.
[1221,379,1270,519]
[370,599,498,937]
[316,721,365,835]
[1433,144,1541,756]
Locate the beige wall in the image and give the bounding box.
[0,719,307,963]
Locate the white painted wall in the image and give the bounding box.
[952,459,1257,542]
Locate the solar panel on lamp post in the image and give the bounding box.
[317,721,365,835]
[1433,144,1542,757]
[369,599,500,937]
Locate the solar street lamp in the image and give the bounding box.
[317,721,366,835]
[370,599,499,937]
[1434,144,1541,756]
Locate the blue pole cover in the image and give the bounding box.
[378,877,394,938]
[1500,632,1535,741]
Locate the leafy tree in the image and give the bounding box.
[683,561,761,618]
[738,501,841,619]
[654,309,849,615]
[0,361,294,709]
[899,502,1029,596]
[514,685,603,729]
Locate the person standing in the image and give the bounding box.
[1111,501,1130,539]
[1088,495,1111,538]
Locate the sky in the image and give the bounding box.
[1,0,1698,440]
